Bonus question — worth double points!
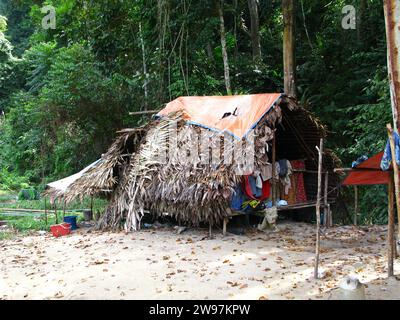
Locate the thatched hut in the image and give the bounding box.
[45,93,339,231]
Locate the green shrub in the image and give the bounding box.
[17,188,39,200]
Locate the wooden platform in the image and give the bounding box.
[221,201,333,236]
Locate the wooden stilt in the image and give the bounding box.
[324,171,329,227]
[388,177,395,277]
[354,186,359,226]
[223,218,228,236]
[62,199,66,220]
[327,204,332,227]
[54,202,58,224]
[314,138,324,280]
[271,130,277,206]
[209,223,212,238]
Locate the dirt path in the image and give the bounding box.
[0,222,399,300]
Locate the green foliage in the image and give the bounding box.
[18,187,39,200]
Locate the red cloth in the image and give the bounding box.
[343,152,391,185]
[291,160,307,203]
[242,176,271,201]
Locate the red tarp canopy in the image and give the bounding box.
[157,93,282,139]
[342,152,391,185]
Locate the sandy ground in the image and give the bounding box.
[0,222,399,300]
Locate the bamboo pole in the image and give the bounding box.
[314,138,324,279]
[387,124,400,239]
[354,186,359,226]
[388,177,395,277]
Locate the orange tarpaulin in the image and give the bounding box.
[157,93,282,139]
[343,152,391,185]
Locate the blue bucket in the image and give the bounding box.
[63,216,78,230]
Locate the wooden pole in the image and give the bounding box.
[54,202,58,224]
[314,138,324,279]
[44,197,48,226]
[272,130,277,206]
[90,195,94,214]
[354,186,359,226]
[129,110,160,116]
[223,218,228,237]
[387,124,400,239]
[324,171,329,227]
[62,199,66,220]
[388,177,395,277]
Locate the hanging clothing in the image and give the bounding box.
[261,163,273,181]
[248,175,262,198]
[281,160,292,194]
[243,175,271,201]
[381,131,400,171]
[352,155,368,168]
[230,186,246,211]
[292,160,307,203]
[278,159,288,177]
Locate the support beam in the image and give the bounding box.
[54,203,58,224]
[324,171,329,227]
[314,138,323,279]
[271,130,277,206]
[223,218,228,237]
[62,199,66,220]
[129,110,160,116]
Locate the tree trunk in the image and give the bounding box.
[282,0,296,98]
[218,0,232,95]
[247,0,262,64]
[384,0,400,131]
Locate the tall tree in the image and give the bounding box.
[247,0,262,64]
[384,0,400,131]
[218,0,232,95]
[282,0,296,98]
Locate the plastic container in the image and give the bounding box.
[63,216,78,230]
[50,223,71,237]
